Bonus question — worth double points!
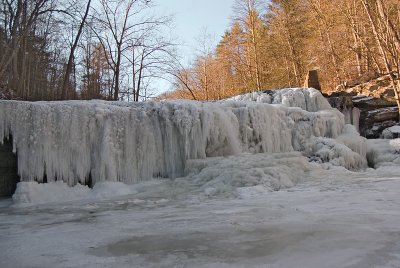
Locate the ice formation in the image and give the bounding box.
[0,88,367,186]
[303,125,368,171]
[367,138,400,167]
[182,151,311,197]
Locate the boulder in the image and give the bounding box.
[327,74,400,138]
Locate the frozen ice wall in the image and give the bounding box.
[0,88,363,186]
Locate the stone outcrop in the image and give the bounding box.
[335,74,397,104]
[327,75,399,138]
[353,96,398,138]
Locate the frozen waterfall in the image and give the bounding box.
[0,88,366,186]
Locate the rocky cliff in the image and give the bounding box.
[327,75,399,138]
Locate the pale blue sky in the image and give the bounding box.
[156,0,234,65]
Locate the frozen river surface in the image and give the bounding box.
[1,165,400,268]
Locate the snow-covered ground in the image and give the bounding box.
[1,88,400,267]
[1,162,400,268]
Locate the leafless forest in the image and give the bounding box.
[1,0,399,103]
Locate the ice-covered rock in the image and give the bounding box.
[0,88,366,187]
[381,125,400,139]
[227,88,332,112]
[328,73,400,138]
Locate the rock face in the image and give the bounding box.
[356,100,399,138]
[327,75,399,139]
[0,138,19,197]
[335,74,397,104]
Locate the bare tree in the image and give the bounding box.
[0,0,71,100]
[127,27,175,102]
[0,0,53,82]
[93,0,163,101]
[61,0,91,100]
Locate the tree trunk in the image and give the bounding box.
[135,51,145,102]
[61,0,91,100]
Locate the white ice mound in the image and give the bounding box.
[305,137,367,171]
[182,152,311,197]
[12,181,137,206]
[0,88,364,186]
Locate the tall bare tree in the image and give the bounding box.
[61,0,91,100]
